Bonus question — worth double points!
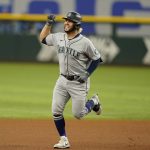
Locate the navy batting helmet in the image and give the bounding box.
[63,11,82,25]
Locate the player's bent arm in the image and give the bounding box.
[39,24,52,42]
[76,58,103,83]
[39,14,55,43]
[87,58,103,76]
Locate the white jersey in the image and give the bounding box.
[45,32,100,76]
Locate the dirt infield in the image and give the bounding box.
[0,119,150,150]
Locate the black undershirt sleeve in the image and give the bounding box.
[41,37,47,45]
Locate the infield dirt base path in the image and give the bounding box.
[0,119,150,150]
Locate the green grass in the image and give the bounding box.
[0,63,150,120]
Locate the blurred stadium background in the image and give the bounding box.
[0,0,150,120]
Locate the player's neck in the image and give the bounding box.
[67,30,79,40]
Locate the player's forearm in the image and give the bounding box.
[87,58,103,75]
[39,24,52,42]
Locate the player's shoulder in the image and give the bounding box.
[81,35,93,44]
[51,32,66,42]
[52,32,65,37]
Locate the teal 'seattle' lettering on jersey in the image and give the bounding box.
[58,46,79,58]
[45,32,101,76]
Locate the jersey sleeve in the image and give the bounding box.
[85,39,101,60]
[45,32,65,46]
[45,34,57,46]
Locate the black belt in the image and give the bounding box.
[61,74,78,81]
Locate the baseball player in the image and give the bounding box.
[39,11,103,149]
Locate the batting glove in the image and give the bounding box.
[77,72,89,83]
[46,14,55,26]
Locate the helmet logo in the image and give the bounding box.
[67,12,72,17]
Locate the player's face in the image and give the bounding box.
[64,19,76,33]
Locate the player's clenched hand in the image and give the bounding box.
[46,14,55,26]
[77,72,89,83]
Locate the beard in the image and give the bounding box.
[64,24,76,33]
